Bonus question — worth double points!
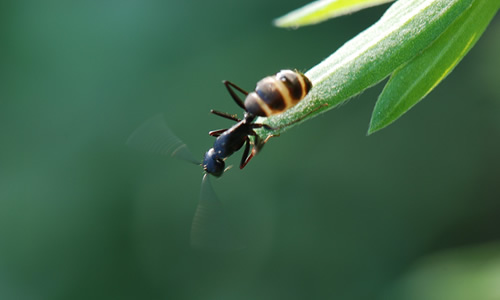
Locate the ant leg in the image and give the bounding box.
[210,109,240,122]
[241,151,256,169]
[252,123,276,131]
[252,131,277,153]
[259,134,276,145]
[250,123,280,149]
[209,128,228,137]
[240,137,251,169]
[240,134,273,169]
[223,80,248,111]
[240,104,329,168]
[224,80,249,95]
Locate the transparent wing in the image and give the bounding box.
[126,114,200,165]
[190,174,246,251]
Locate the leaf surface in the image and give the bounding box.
[274,0,395,28]
[260,0,474,137]
[369,0,500,134]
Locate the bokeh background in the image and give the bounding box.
[1,1,499,299]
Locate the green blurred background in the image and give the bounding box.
[1,1,499,299]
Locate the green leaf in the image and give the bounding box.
[274,0,395,28]
[369,0,500,134]
[385,243,500,300]
[257,0,474,139]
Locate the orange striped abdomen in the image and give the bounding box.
[244,70,312,117]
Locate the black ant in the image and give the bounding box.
[128,69,314,251]
[203,69,312,176]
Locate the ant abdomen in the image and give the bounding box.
[244,70,312,117]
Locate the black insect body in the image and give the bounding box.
[202,112,260,177]
[203,69,312,177]
[128,69,313,251]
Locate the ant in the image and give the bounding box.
[128,69,315,251]
[203,69,312,176]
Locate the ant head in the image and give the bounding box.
[203,149,225,177]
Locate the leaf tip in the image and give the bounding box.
[272,17,284,27]
[367,111,392,135]
[367,123,381,136]
[272,16,299,29]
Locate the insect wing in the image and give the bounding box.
[190,174,245,251]
[126,114,199,165]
